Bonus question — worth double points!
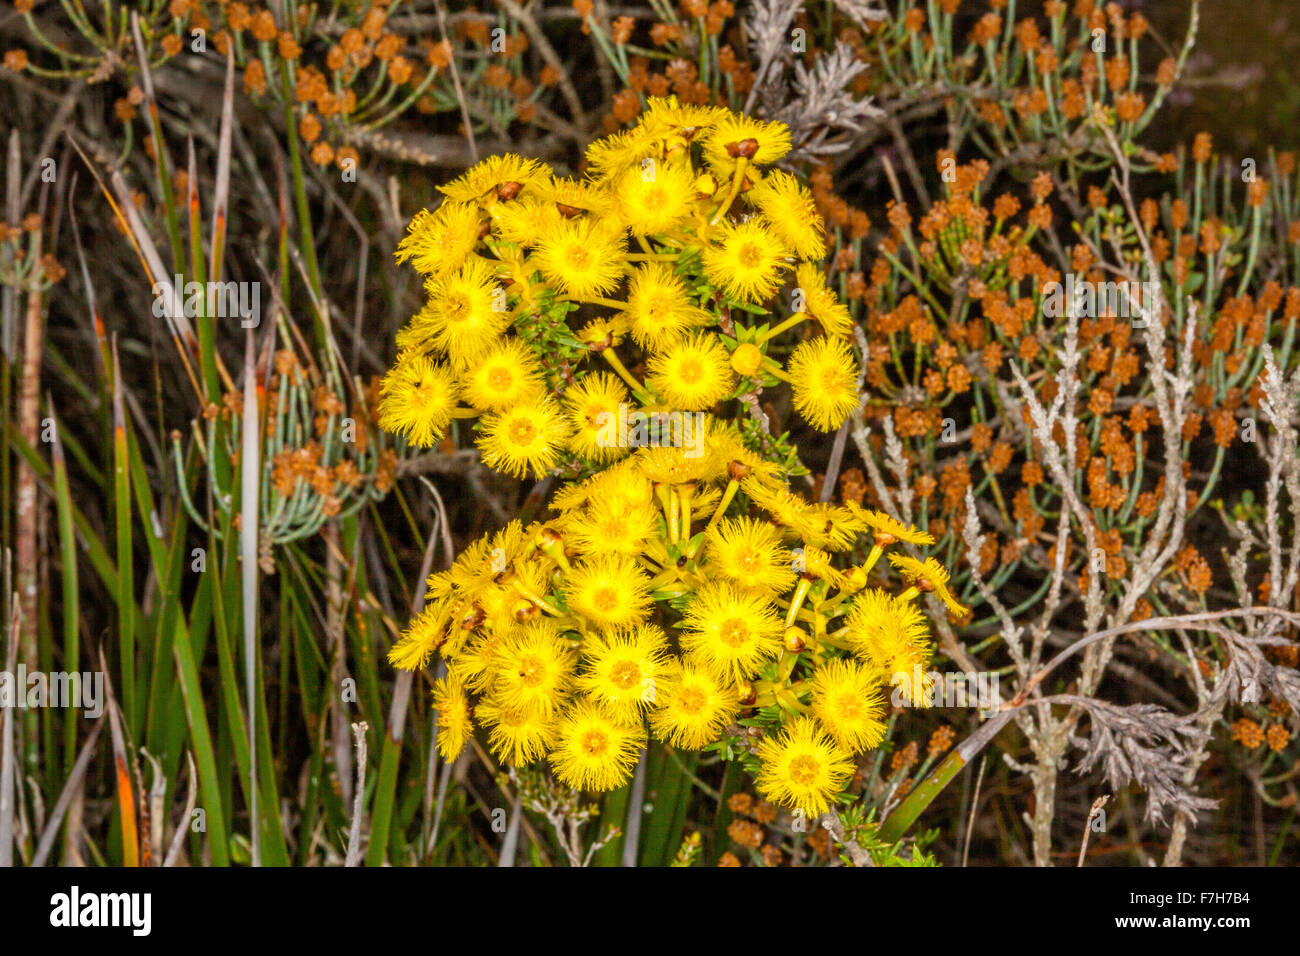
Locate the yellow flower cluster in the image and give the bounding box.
[377,97,862,478]
[388,422,967,815]
[382,101,968,817]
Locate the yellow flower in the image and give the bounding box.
[755,716,855,817]
[586,98,720,179]
[702,217,790,303]
[455,631,507,692]
[425,570,454,601]
[635,427,727,485]
[854,506,935,546]
[809,658,886,754]
[441,601,481,659]
[492,623,577,718]
[584,127,656,180]
[449,528,522,595]
[460,338,545,411]
[622,263,711,349]
[492,195,560,247]
[570,489,658,556]
[476,581,533,633]
[745,482,815,536]
[649,660,741,749]
[789,336,860,431]
[395,201,481,278]
[844,588,933,702]
[564,554,653,630]
[646,333,735,410]
[639,95,722,138]
[702,114,792,172]
[562,372,630,462]
[614,160,695,236]
[537,175,615,218]
[440,153,551,204]
[551,458,651,514]
[576,314,631,351]
[799,545,847,588]
[576,625,671,718]
[387,599,449,670]
[793,262,853,337]
[889,554,968,617]
[800,501,871,552]
[703,517,796,596]
[711,426,784,489]
[750,172,826,261]
[475,696,554,766]
[477,398,571,478]
[549,701,646,791]
[534,217,628,299]
[377,352,459,448]
[432,672,474,760]
[422,256,510,363]
[681,582,783,680]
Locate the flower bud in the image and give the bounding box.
[783,627,806,653]
[846,566,869,592]
[726,137,759,159]
[730,343,762,377]
[736,680,757,707]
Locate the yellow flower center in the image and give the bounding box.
[737,242,764,270]
[488,367,513,392]
[678,358,703,383]
[822,370,848,391]
[718,618,749,648]
[789,755,820,787]
[734,546,761,572]
[517,653,546,687]
[834,694,864,721]
[609,660,641,690]
[584,401,611,428]
[580,728,609,756]
[645,294,672,321]
[508,418,538,446]
[566,245,592,271]
[445,294,472,323]
[591,586,620,613]
[678,686,707,714]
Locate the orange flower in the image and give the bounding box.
[299,113,322,143]
[1266,724,1291,752]
[278,31,301,60]
[1115,92,1145,124]
[1232,719,1265,749]
[251,9,277,42]
[310,141,335,167]
[243,59,267,96]
[1192,132,1213,165]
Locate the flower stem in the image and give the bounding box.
[784,577,812,628]
[703,479,739,536]
[758,313,806,343]
[600,348,647,395]
[710,157,749,225]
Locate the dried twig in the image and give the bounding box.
[345,721,369,866]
